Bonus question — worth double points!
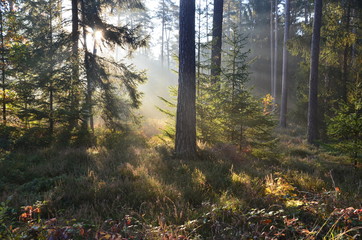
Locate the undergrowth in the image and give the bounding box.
[0,127,361,239]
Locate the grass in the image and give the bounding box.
[0,127,361,239]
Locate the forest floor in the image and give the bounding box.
[0,126,361,239]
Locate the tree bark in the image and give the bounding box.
[342,0,351,102]
[227,1,231,38]
[197,0,201,96]
[72,0,79,81]
[80,0,95,133]
[161,0,165,66]
[206,0,209,43]
[0,6,6,125]
[175,0,196,158]
[307,0,323,144]
[70,0,80,129]
[238,0,242,32]
[49,0,54,136]
[273,0,278,102]
[279,0,290,128]
[166,28,170,69]
[57,0,62,27]
[211,0,223,84]
[270,0,274,98]
[304,1,309,24]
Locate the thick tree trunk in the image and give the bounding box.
[279,0,290,128]
[175,0,196,158]
[211,0,223,84]
[80,0,94,133]
[307,0,323,144]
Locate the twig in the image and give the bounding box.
[329,170,336,189]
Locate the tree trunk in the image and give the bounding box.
[304,1,309,24]
[211,0,223,84]
[307,0,323,144]
[49,0,54,136]
[270,0,274,98]
[57,0,62,27]
[206,0,209,43]
[161,0,165,66]
[0,7,6,125]
[239,123,243,151]
[70,0,80,129]
[342,1,351,102]
[227,1,231,39]
[49,86,54,134]
[115,13,121,61]
[80,0,94,133]
[246,4,252,24]
[166,26,170,69]
[89,39,96,132]
[239,0,242,32]
[273,0,278,103]
[197,0,201,96]
[175,0,196,158]
[279,0,290,128]
[8,0,14,12]
[72,0,79,82]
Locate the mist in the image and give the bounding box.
[126,53,178,136]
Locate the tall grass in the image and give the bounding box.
[0,128,361,239]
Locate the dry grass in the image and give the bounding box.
[0,128,361,239]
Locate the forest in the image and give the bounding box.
[0,0,361,239]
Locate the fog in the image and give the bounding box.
[128,53,178,136]
[71,0,284,135]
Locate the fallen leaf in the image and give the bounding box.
[260,219,272,224]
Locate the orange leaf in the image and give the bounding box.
[24,206,33,212]
[260,219,272,224]
[19,213,28,221]
[33,208,41,213]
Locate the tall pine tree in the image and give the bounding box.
[175,0,196,158]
